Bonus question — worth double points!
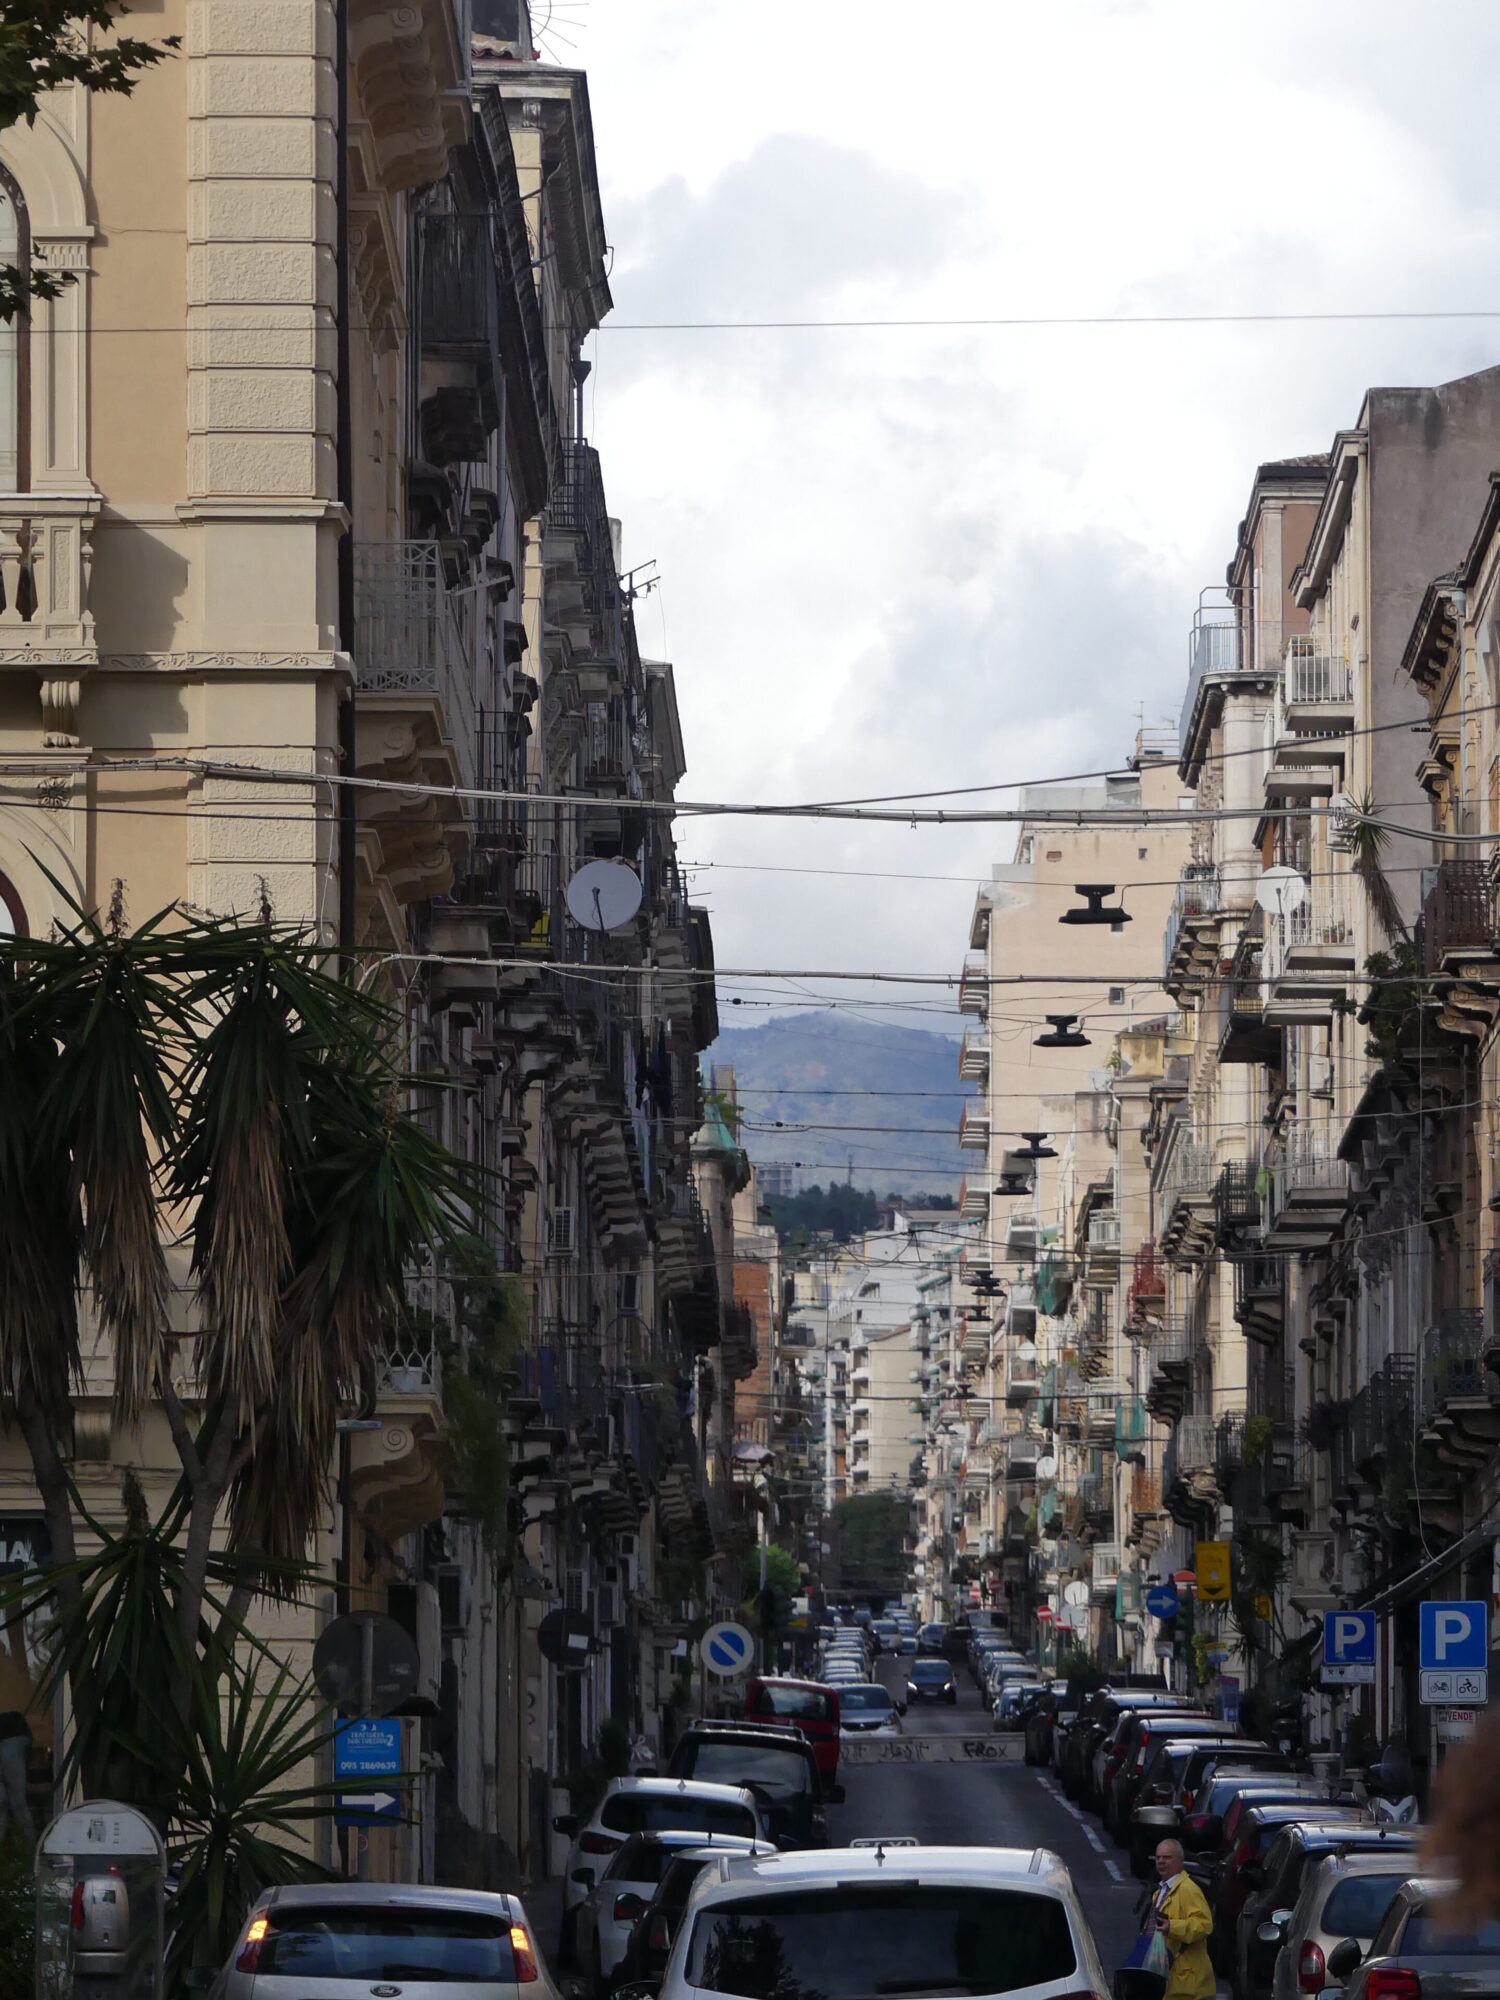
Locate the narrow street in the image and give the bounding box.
[825,1665,1144,1973]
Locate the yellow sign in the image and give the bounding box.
[1254,1593,1273,1623]
[1196,1540,1231,1602]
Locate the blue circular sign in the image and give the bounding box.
[1146,1586,1179,1620]
[700,1621,756,1677]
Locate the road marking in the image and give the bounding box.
[1033,1773,1128,1883]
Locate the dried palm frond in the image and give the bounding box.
[1347,789,1408,944]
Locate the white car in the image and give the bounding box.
[555,1777,769,1935]
[656,1843,1112,2000]
[573,1829,765,1991]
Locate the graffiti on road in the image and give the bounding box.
[838,1734,1025,1765]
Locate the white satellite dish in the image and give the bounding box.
[1063,1579,1090,1609]
[1254,865,1307,916]
[1036,1454,1058,1482]
[565,859,643,933]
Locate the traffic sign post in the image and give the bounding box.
[334,1718,404,1825]
[1195,1541,1231,1603]
[1146,1585,1179,1621]
[1321,1608,1376,1687]
[1419,1602,1488,1704]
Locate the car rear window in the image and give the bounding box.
[257,1905,515,1981]
[1321,1876,1408,1938]
[678,1744,812,1792]
[838,1686,895,1713]
[1398,1914,1500,1955]
[603,1795,759,1837]
[610,1838,679,1885]
[751,1686,834,1722]
[686,1886,1077,1999]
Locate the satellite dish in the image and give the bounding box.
[1037,1454,1058,1482]
[1255,865,1307,916]
[1063,1579,1090,1609]
[565,859,643,934]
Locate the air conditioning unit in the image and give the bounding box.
[547,1207,575,1258]
[435,1562,471,1636]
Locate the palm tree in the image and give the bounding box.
[0,881,487,1775]
[1346,788,1408,945]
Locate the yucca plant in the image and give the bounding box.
[1346,787,1409,944]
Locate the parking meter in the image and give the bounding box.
[35,1801,165,2000]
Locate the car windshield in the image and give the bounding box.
[911,1662,950,1683]
[680,1744,812,1794]
[1321,1876,1410,1938]
[838,1686,895,1714]
[257,1906,516,1982]
[754,1686,835,1722]
[1398,1914,1500,1956]
[686,1885,1077,1999]
[604,1794,760,1837]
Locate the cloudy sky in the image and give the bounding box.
[558,0,1500,1033]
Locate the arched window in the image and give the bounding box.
[0,870,27,938]
[0,167,29,493]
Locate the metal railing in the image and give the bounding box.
[1276,1118,1350,1201]
[1158,1139,1212,1233]
[1284,638,1353,708]
[1262,872,1354,988]
[354,541,478,796]
[418,210,499,363]
[1419,1308,1486,1422]
[1088,1210,1122,1252]
[1179,613,1242,755]
[1163,865,1221,981]
[1164,1412,1217,1490]
[1421,859,1493,973]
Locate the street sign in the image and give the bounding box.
[1438,1706,1480,1743]
[1321,1608,1376,1687]
[700,1622,756,1677]
[313,1612,419,1718]
[1172,1569,1196,1593]
[1420,1601,1488,1673]
[1420,1668,1488,1705]
[538,1608,594,1671]
[1196,1541,1231,1603]
[334,1718,403,1824]
[1146,1585,1179,1620]
[1036,1606,1054,1625]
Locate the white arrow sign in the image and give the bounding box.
[339,1792,399,1815]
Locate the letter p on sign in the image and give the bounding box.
[1327,1611,1374,1663]
[1420,1601,1487,1671]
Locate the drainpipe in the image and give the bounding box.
[1446,587,1467,844]
[336,0,357,970]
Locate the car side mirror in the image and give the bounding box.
[615,1983,661,2000]
[553,1813,580,1836]
[826,1783,846,1804]
[182,1974,216,1995]
[897,1700,908,1715]
[1256,1917,1289,1946]
[1326,1939,1362,1981]
[1114,1970,1166,2000]
[571,1867,594,1886]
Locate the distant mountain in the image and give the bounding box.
[707,1015,974,1198]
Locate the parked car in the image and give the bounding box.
[653,1844,1111,2000]
[214,1882,561,2000]
[1131,1752,1298,1876]
[906,1657,959,1705]
[665,1722,841,1850]
[994,1680,1051,1731]
[1338,1875,1500,2000]
[1107,1713,1230,1837]
[575,1830,765,1993]
[1209,1805,1372,1975]
[613,1843,762,1994]
[916,1622,950,1656]
[1181,1772,1336,1864]
[1089,1696,1205,1811]
[1125,1735,1250,1873]
[1261,1840,1420,2000]
[741,1676,841,1781]
[836,1682,906,1737]
[1236,1827,1416,2000]
[872,1618,900,1653]
[981,1654,1035,1709]
[1024,1690,1066,1767]
[556,1777,770,1941]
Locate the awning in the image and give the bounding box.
[1361,1517,1497,1614]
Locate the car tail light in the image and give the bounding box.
[648,1914,673,1957]
[613,1894,646,1922]
[1297,1942,1325,1993]
[1183,1813,1213,1837]
[581,1830,625,1855]
[1230,1836,1257,1872]
[511,1923,539,1982]
[1365,1972,1420,2000]
[235,1913,270,1973]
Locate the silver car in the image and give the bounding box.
[213,1881,560,2000]
[656,1843,1111,2000]
[1268,1850,1420,2000]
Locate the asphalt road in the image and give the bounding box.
[827,1657,1146,1977]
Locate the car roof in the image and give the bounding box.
[265,1883,516,1915]
[1287,1827,1416,1854]
[749,1676,835,1694]
[620,1831,766,1855]
[839,1681,893,1695]
[691,1845,1076,1900]
[603,1776,762,1804]
[681,1723,813,1747]
[1244,1804,1368,1829]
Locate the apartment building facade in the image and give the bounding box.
[0,0,736,1880]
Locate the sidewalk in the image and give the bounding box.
[523,1871,567,1969]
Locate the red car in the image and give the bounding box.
[742,1676,841,1780]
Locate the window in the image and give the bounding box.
[750,1685,833,1722]
[1396,1914,1500,1957]
[603,1794,759,1839]
[0,170,25,492]
[1321,1875,1408,1939]
[686,1887,1077,2000]
[678,1743,812,1794]
[258,1906,517,1982]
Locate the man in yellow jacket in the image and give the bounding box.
[1150,1839,1215,2000]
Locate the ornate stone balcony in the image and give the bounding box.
[0,494,102,745]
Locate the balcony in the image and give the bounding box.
[350,0,470,194]
[1125,1466,1166,1556]
[1005,1208,1039,1260]
[1213,1161,1260,1246]
[1233,1252,1284,1345]
[1145,1319,1193,1421]
[1005,1435,1039,1484]
[958,958,988,1016]
[1006,1346,1040,1403]
[1421,860,1497,980]
[1163,1412,1219,1523]
[1126,1244,1165,1337]
[1086,1380,1123,1446]
[0,495,101,707]
[1090,1541,1121,1604]
[1084,1208,1121,1285]
[1163,865,1221,997]
[959,1030,989,1083]
[1178,604,1244,779]
[1158,1139,1214,1265]
[1282,638,1355,734]
[1005,1281,1037,1336]
[1262,873,1355,1024]
[958,1176,988,1221]
[1349,1354,1416,1484]
[1419,1308,1500,1464]
[1263,1424,1311,1525]
[354,540,479,890]
[1114,1397,1148,1465]
[958,1103,990,1152]
[416,210,500,462]
[1265,1119,1349,1249]
[1217,952,1282,1067]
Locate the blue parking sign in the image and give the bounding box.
[334,1718,403,1824]
[1420,1601,1488,1671]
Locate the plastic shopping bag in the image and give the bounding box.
[1143,1928,1171,1979]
